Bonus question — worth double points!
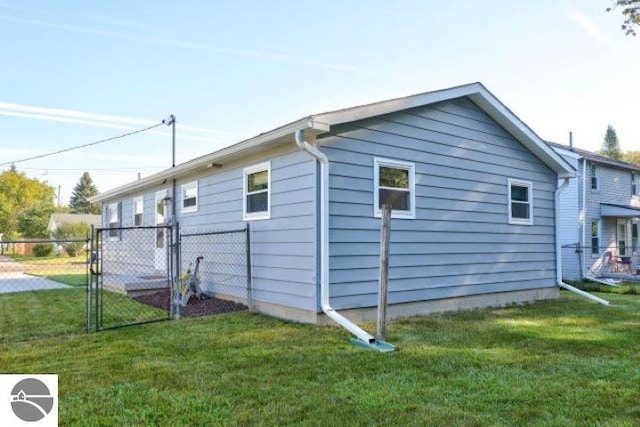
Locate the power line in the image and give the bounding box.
[0,120,165,166]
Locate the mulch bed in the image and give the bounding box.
[132,289,247,318]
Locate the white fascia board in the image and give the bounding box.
[312,83,485,126]
[90,118,328,203]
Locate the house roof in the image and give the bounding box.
[600,203,640,218]
[48,213,102,230]
[548,141,640,172]
[91,82,575,203]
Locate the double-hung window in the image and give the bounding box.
[181,181,198,213]
[508,179,533,225]
[373,158,416,219]
[133,197,144,226]
[590,162,598,190]
[243,162,270,220]
[107,202,121,238]
[591,221,601,255]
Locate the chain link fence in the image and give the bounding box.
[0,238,90,343]
[561,243,640,280]
[94,226,174,330]
[177,226,251,317]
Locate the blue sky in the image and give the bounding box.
[0,1,638,203]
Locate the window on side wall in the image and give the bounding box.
[374,158,416,219]
[508,179,533,225]
[590,162,598,190]
[107,202,121,238]
[632,173,637,196]
[632,223,638,253]
[133,197,144,226]
[181,181,198,213]
[591,221,600,255]
[243,162,270,220]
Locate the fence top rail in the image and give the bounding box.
[180,227,248,238]
[96,225,171,232]
[0,238,90,244]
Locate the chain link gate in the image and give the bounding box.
[92,225,175,330]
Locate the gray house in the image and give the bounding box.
[92,83,576,341]
[551,142,640,280]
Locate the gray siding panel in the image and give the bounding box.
[323,96,558,310]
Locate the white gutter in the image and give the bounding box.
[555,177,609,306]
[295,130,376,344]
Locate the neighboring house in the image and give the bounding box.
[551,142,640,279]
[91,82,574,332]
[47,213,102,236]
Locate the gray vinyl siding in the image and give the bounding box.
[173,149,317,311]
[99,148,317,310]
[581,159,640,271]
[320,96,558,309]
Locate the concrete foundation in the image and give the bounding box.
[251,287,560,325]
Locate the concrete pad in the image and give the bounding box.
[0,272,71,294]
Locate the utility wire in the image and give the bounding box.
[0,121,165,166]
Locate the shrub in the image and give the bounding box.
[32,243,54,257]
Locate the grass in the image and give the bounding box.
[0,289,165,342]
[2,290,640,425]
[6,253,88,286]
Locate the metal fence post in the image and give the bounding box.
[246,223,253,311]
[173,222,181,320]
[86,226,93,334]
[376,204,391,342]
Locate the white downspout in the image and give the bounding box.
[556,176,609,305]
[581,159,587,279]
[295,130,376,344]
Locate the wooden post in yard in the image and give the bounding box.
[376,204,392,342]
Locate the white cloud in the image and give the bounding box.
[568,10,617,49]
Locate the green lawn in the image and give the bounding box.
[6,253,88,286]
[2,291,640,425]
[0,288,165,342]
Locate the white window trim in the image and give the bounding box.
[243,161,271,221]
[133,196,144,226]
[373,157,416,219]
[181,181,199,213]
[508,178,533,225]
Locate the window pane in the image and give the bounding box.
[379,166,408,189]
[248,170,268,192]
[591,237,599,254]
[591,222,598,237]
[183,197,196,208]
[247,192,268,213]
[510,185,529,202]
[379,189,409,211]
[134,213,143,226]
[184,186,197,199]
[511,201,529,219]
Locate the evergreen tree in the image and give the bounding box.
[69,172,100,214]
[600,125,623,160]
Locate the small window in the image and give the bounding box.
[243,162,270,220]
[632,223,638,253]
[181,181,198,213]
[632,173,637,196]
[133,197,144,226]
[508,179,533,225]
[107,202,121,238]
[590,162,598,190]
[591,221,600,255]
[374,158,416,219]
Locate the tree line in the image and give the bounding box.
[0,168,99,239]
